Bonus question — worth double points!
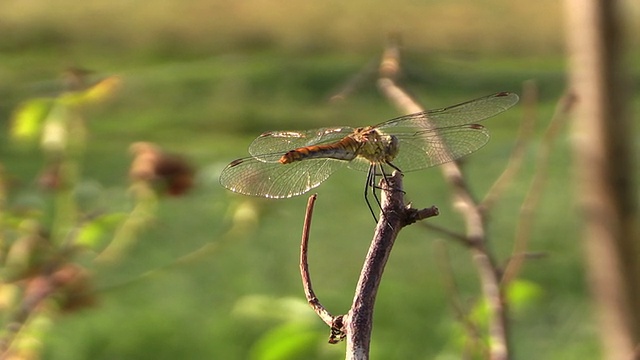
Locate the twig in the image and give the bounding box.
[299,194,337,336]
[434,241,488,359]
[94,182,157,265]
[482,80,538,210]
[419,222,471,246]
[501,91,575,285]
[377,38,509,360]
[328,58,379,103]
[0,268,57,358]
[343,172,437,359]
[299,173,438,359]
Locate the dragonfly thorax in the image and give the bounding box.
[351,127,400,164]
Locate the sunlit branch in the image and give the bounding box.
[482,80,538,211]
[299,194,336,329]
[376,37,510,360]
[300,174,438,359]
[501,91,575,285]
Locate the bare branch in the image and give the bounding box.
[298,171,438,358]
[482,80,538,210]
[419,222,472,246]
[434,241,488,358]
[344,171,424,359]
[299,194,335,329]
[501,91,574,285]
[565,1,640,355]
[376,37,509,360]
[328,58,379,103]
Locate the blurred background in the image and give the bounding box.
[0,0,638,359]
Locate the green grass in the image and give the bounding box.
[1,49,603,359]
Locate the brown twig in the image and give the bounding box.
[299,173,438,359]
[501,91,575,285]
[328,58,379,103]
[377,38,509,360]
[343,172,437,359]
[434,241,488,359]
[299,194,336,333]
[419,221,472,246]
[482,80,538,211]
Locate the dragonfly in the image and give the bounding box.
[220,92,519,220]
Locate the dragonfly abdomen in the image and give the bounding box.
[279,137,359,164]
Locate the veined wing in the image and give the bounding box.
[345,124,490,173]
[367,92,518,172]
[219,155,347,198]
[375,92,519,133]
[391,124,490,172]
[249,127,355,163]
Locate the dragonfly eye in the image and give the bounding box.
[385,135,400,161]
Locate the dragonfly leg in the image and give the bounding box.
[370,165,384,211]
[378,162,406,194]
[386,161,402,174]
[372,163,398,223]
[364,163,404,223]
[364,165,379,222]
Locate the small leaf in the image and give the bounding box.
[62,76,122,106]
[469,279,544,326]
[83,75,122,103]
[250,322,320,360]
[40,103,69,153]
[76,213,127,249]
[506,279,543,313]
[233,295,313,323]
[10,98,55,143]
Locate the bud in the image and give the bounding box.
[129,142,194,196]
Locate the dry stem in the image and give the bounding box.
[377,39,509,360]
[299,173,438,359]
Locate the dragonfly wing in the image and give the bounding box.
[347,157,374,172]
[219,156,347,198]
[249,127,355,162]
[376,92,519,132]
[391,124,490,172]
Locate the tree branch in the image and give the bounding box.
[344,172,437,359]
[501,90,575,285]
[299,194,339,341]
[482,80,538,211]
[299,173,438,359]
[564,0,640,358]
[376,38,509,360]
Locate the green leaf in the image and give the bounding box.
[467,279,544,329]
[233,295,314,323]
[60,76,122,107]
[10,98,55,143]
[250,322,321,360]
[40,102,70,153]
[75,213,127,249]
[506,279,544,313]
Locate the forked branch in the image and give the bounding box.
[376,39,509,360]
[299,172,438,359]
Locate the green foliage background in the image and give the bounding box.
[0,0,638,359]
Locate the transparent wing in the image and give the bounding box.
[391,124,490,172]
[361,92,517,172]
[375,92,519,133]
[219,156,347,198]
[249,127,355,162]
[345,125,490,173]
